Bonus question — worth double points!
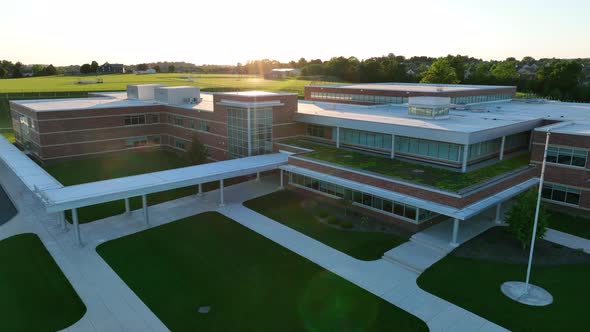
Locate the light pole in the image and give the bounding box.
[501,129,553,306]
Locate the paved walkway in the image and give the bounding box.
[0,157,508,332]
[545,228,590,253]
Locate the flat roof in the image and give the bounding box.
[535,121,590,136]
[281,165,538,220]
[0,135,63,195]
[308,82,515,93]
[297,99,590,134]
[12,92,216,113]
[220,91,296,97]
[42,153,289,212]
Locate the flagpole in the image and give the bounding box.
[524,130,550,293]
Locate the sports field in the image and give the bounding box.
[0,73,335,95]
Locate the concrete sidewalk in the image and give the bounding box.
[1,156,508,332]
[545,228,590,253]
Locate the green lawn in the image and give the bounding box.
[0,73,337,96]
[43,149,209,223]
[0,234,86,331]
[279,139,531,192]
[1,129,14,143]
[549,210,590,240]
[97,212,427,332]
[243,190,407,260]
[418,229,590,332]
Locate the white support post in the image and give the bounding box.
[461,144,469,173]
[390,135,395,159]
[197,183,203,197]
[124,198,130,214]
[499,136,506,161]
[279,169,284,189]
[142,195,149,226]
[495,202,503,224]
[72,208,82,247]
[450,218,460,247]
[60,211,67,230]
[256,172,261,182]
[336,127,340,149]
[415,208,420,223]
[219,179,225,207]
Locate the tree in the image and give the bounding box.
[506,190,549,249]
[491,60,519,85]
[80,63,91,74]
[420,58,459,84]
[168,65,175,73]
[32,64,45,76]
[44,64,57,76]
[90,61,99,73]
[12,62,23,78]
[136,63,149,71]
[0,66,7,78]
[185,135,208,165]
[153,65,161,73]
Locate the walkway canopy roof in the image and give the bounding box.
[40,153,288,213]
[280,165,538,221]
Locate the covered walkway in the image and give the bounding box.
[0,135,289,247]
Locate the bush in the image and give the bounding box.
[326,216,340,225]
[506,190,549,249]
[341,220,354,229]
[317,209,330,219]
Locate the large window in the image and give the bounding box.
[451,94,513,105]
[124,115,146,126]
[174,139,186,150]
[306,124,327,138]
[546,146,587,167]
[395,135,462,162]
[542,183,581,206]
[227,106,273,158]
[310,92,408,104]
[289,173,435,222]
[468,138,502,161]
[340,128,392,150]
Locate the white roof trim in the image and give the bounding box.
[281,164,539,220]
[40,153,288,213]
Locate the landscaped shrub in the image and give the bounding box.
[327,216,340,225]
[506,189,549,249]
[341,220,354,229]
[317,209,330,219]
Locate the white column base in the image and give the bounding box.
[142,195,149,226]
[197,183,203,197]
[450,218,460,247]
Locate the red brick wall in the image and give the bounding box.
[288,156,537,208]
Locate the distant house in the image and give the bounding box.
[98,62,126,74]
[264,68,301,79]
[21,69,34,77]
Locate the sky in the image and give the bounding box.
[2,0,589,66]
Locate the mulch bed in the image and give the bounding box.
[453,226,590,266]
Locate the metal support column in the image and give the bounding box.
[279,169,284,189]
[72,208,82,247]
[336,127,340,149]
[499,136,506,160]
[461,144,469,173]
[495,202,503,224]
[450,218,460,247]
[219,179,225,207]
[124,198,130,214]
[197,183,203,197]
[142,194,149,225]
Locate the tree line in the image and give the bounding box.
[0,60,57,78]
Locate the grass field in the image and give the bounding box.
[0,73,335,95]
[548,210,590,239]
[97,212,427,331]
[418,227,590,332]
[243,190,407,260]
[43,149,215,223]
[0,234,86,331]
